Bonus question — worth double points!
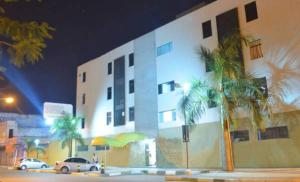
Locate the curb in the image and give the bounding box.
[26,169,56,173]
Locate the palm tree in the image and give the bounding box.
[51,114,84,157]
[23,138,46,159]
[178,33,272,171]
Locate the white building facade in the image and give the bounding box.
[76,0,300,168]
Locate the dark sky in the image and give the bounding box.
[0,0,207,114]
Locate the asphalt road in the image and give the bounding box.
[0,167,165,182]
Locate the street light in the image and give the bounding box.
[0,96,15,104]
[34,139,40,159]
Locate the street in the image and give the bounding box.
[0,167,164,182]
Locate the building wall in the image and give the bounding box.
[76,0,300,168]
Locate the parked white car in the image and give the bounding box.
[55,157,99,174]
[17,158,48,170]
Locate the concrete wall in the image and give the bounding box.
[134,32,158,138]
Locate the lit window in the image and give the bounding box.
[129,53,134,67]
[249,39,263,60]
[157,42,173,57]
[158,81,175,94]
[159,110,176,123]
[245,1,258,22]
[106,112,112,125]
[258,126,288,140]
[231,130,249,142]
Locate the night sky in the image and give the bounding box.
[0,0,207,114]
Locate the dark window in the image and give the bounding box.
[106,112,112,125]
[8,129,13,138]
[81,118,85,129]
[74,158,88,163]
[108,62,112,75]
[249,39,263,60]
[107,87,112,100]
[258,126,288,140]
[64,158,73,162]
[82,72,86,82]
[202,20,212,39]
[33,159,41,162]
[158,81,175,95]
[129,79,134,94]
[254,77,268,98]
[207,89,217,108]
[231,130,250,142]
[129,107,134,121]
[245,1,258,22]
[157,42,173,57]
[129,53,134,67]
[82,94,86,105]
[95,145,110,151]
[77,145,88,152]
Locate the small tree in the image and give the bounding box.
[23,138,45,159]
[51,114,84,157]
[178,33,272,171]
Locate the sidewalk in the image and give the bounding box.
[165,169,300,182]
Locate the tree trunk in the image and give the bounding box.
[220,87,234,171]
[68,140,72,157]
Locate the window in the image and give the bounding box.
[249,39,263,60]
[82,94,86,105]
[33,159,41,162]
[254,77,268,98]
[82,72,86,82]
[157,42,173,57]
[74,158,88,163]
[8,129,13,138]
[106,112,112,125]
[245,1,258,22]
[158,81,175,94]
[202,20,212,39]
[64,158,74,162]
[107,87,112,100]
[95,145,110,151]
[81,118,85,129]
[129,53,134,67]
[207,89,217,108]
[129,79,134,94]
[108,62,112,75]
[129,107,134,121]
[159,110,176,123]
[77,145,88,152]
[258,126,288,140]
[231,130,250,142]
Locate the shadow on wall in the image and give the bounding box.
[157,122,221,168]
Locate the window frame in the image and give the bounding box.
[107,87,112,100]
[202,20,212,39]
[129,79,134,94]
[108,62,112,75]
[245,1,258,22]
[129,53,134,67]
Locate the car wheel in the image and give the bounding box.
[61,166,69,174]
[20,165,27,170]
[41,165,47,169]
[90,166,97,171]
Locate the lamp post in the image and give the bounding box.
[34,139,40,159]
[0,96,15,105]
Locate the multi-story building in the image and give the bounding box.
[76,0,300,168]
[0,113,50,165]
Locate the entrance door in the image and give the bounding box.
[144,139,156,167]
